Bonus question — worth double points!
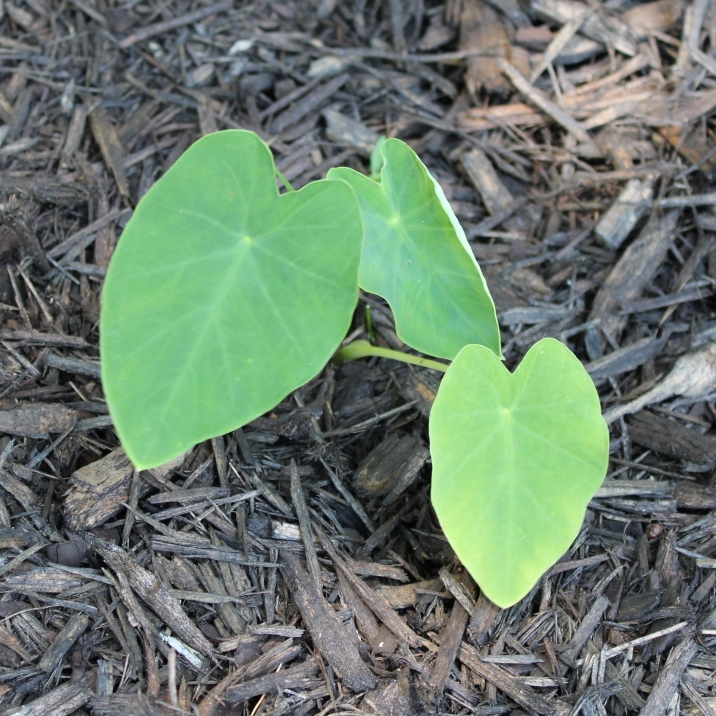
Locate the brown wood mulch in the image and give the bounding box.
[0,0,716,714]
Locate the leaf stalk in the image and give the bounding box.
[332,339,449,373]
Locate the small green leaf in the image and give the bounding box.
[328,139,500,361]
[429,338,608,608]
[101,130,361,469]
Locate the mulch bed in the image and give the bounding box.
[0,0,716,714]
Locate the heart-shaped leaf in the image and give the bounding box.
[328,139,500,361]
[429,338,608,607]
[101,130,361,469]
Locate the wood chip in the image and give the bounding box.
[589,210,679,341]
[280,550,377,692]
[90,537,215,658]
[627,411,716,469]
[642,636,698,716]
[0,403,76,438]
[88,105,129,197]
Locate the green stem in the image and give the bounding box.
[332,339,449,373]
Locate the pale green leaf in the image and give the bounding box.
[429,338,609,607]
[101,130,361,469]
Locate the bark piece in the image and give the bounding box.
[622,0,682,35]
[47,207,128,262]
[376,578,443,609]
[290,461,321,593]
[199,639,303,714]
[336,568,386,651]
[0,175,90,207]
[585,336,666,381]
[428,572,474,699]
[1,566,87,593]
[0,469,38,511]
[323,108,379,156]
[46,538,89,568]
[460,0,512,95]
[641,637,698,716]
[0,527,38,549]
[226,660,321,703]
[61,104,87,165]
[88,104,129,197]
[64,448,185,530]
[461,148,514,216]
[280,550,377,692]
[197,563,245,637]
[398,371,441,418]
[458,642,555,714]
[674,481,716,509]
[531,0,637,56]
[418,15,457,51]
[211,435,227,487]
[657,125,716,176]
[618,590,662,622]
[317,526,430,649]
[627,411,716,469]
[595,178,655,249]
[0,403,76,438]
[147,487,230,505]
[44,353,101,378]
[272,74,348,132]
[498,58,592,144]
[152,532,275,566]
[90,537,214,657]
[439,568,476,616]
[8,86,33,141]
[3,679,90,716]
[353,434,429,503]
[0,329,90,348]
[589,211,679,341]
[605,343,716,424]
[604,658,646,710]
[64,448,134,530]
[38,612,89,672]
[563,594,611,661]
[91,693,176,716]
[349,558,408,582]
[467,593,500,646]
[0,621,32,661]
[363,670,413,715]
[118,2,230,48]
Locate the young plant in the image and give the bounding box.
[100,130,609,608]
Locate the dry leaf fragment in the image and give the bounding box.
[603,343,716,423]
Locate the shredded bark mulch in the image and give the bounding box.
[0,0,716,714]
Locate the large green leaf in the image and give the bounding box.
[101,130,361,469]
[429,338,608,607]
[328,139,500,360]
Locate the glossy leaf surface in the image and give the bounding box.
[328,139,500,361]
[101,130,361,469]
[430,338,608,607]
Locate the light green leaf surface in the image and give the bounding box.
[429,338,608,608]
[328,139,500,361]
[101,130,361,469]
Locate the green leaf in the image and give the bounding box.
[101,130,361,469]
[429,338,608,608]
[328,139,500,361]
